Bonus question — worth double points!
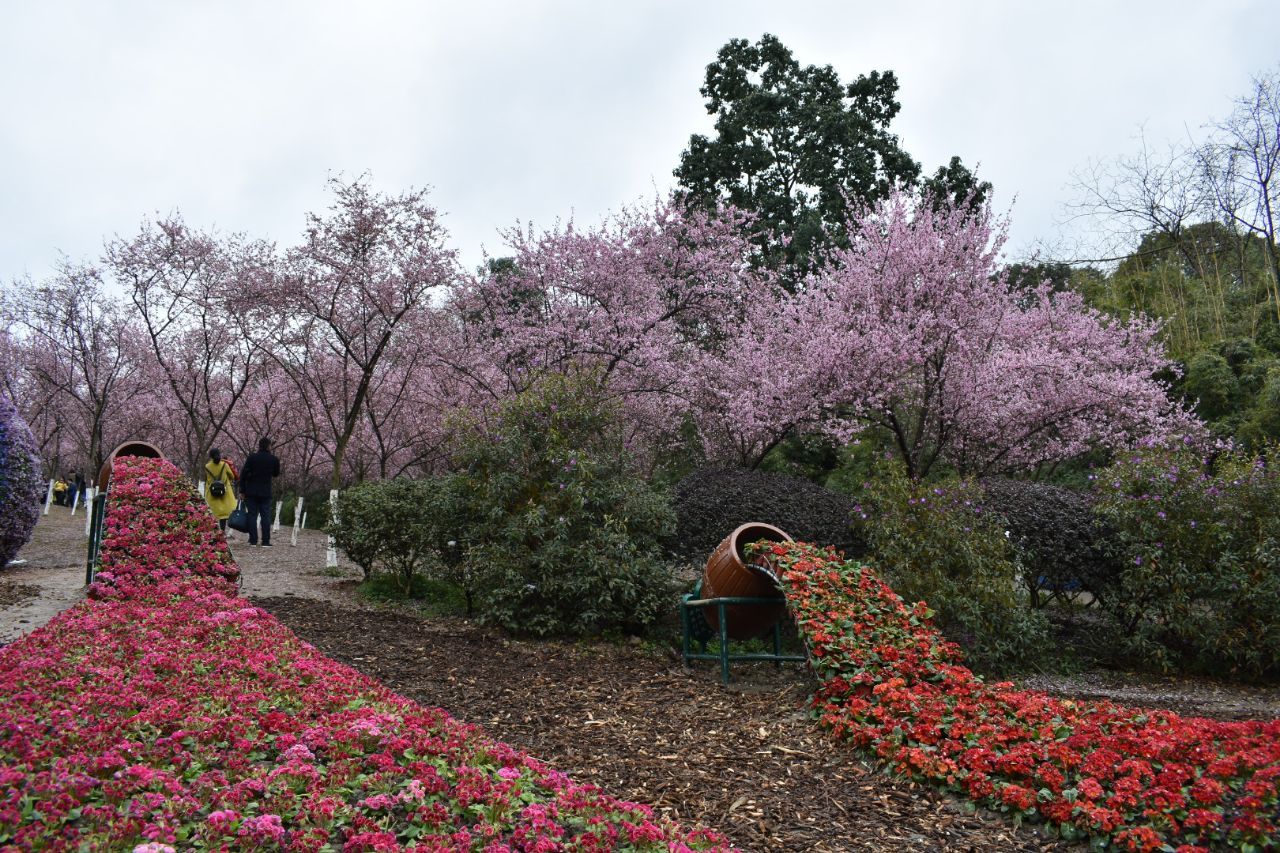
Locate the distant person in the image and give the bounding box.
[72,472,85,506]
[239,437,280,547]
[53,476,68,507]
[203,448,238,533]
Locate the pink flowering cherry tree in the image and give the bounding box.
[691,190,1199,475]
[445,199,766,463]
[682,278,859,467]
[106,216,277,474]
[256,177,460,489]
[7,263,149,471]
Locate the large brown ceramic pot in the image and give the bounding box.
[97,440,164,491]
[701,522,792,640]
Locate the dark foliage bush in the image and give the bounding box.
[450,373,677,637]
[978,477,1122,606]
[672,468,863,562]
[0,396,43,568]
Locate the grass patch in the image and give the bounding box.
[356,572,469,617]
[315,566,350,578]
[681,617,807,657]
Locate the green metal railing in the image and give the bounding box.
[84,492,108,585]
[680,583,807,684]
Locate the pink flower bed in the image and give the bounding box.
[0,457,730,852]
[756,540,1280,852]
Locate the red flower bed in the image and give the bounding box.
[0,457,730,852]
[757,540,1280,852]
[87,457,242,601]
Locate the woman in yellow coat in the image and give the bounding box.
[204,448,238,532]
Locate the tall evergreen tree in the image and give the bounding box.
[675,34,985,277]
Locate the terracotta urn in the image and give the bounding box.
[701,522,792,640]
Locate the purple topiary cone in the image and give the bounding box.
[0,395,44,567]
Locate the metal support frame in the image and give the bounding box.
[84,492,108,585]
[680,589,806,684]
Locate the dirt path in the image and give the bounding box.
[262,596,1072,852]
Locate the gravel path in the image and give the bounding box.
[0,507,363,645]
[224,525,364,600]
[0,508,88,644]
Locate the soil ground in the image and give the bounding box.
[5,509,1280,850]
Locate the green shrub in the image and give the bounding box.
[857,465,1050,672]
[1093,444,1280,677]
[329,478,473,606]
[278,494,301,529]
[672,467,863,561]
[277,492,330,530]
[357,570,469,615]
[303,491,333,529]
[450,372,677,637]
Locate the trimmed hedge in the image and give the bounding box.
[978,477,1121,605]
[672,468,861,561]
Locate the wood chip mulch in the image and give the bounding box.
[257,597,1076,852]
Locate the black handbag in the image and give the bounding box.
[227,501,252,533]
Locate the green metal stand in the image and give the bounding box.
[85,492,108,585]
[680,582,807,683]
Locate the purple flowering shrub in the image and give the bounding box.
[0,394,43,568]
[1094,444,1280,677]
[855,465,1051,672]
[0,456,730,851]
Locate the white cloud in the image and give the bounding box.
[2,0,1277,282]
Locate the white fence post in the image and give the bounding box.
[43,479,54,515]
[272,500,282,532]
[325,489,338,568]
[197,481,206,498]
[84,487,96,537]
[70,488,80,515]
[290,496,304,547]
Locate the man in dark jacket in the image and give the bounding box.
[239,437,281,546]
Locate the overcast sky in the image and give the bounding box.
[2,0,1277,284]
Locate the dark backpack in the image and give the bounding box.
[210,464,228,498]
